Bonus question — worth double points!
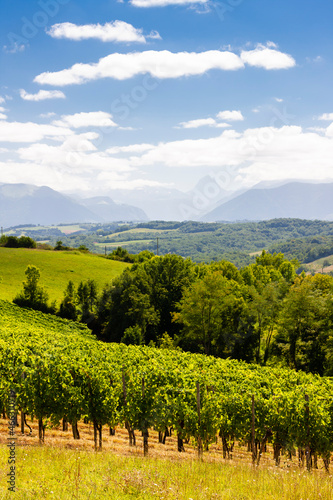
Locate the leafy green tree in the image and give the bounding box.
[173,271,254,359]
[121,325,144,345]
[76,279,98,324]
[273,277,330,374]
[99,254,196,344]
[58,280,77,321]
[13,265,54,313]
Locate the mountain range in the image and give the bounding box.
[201,182,333,222]
[0,184,148,228]
[2,180,333,227]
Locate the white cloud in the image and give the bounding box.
[252,108,260,113]
[47,21,161,44]
[40,112,56,118]
[34,50,245,86]
[177,118,217,129]
[325,123,333,138]
[275,97,284,103]
[127,126,333,189]
[53,111,117,128]
[106,143,154,154]
[241,44,296,70]
[20,89,66,101]
[3,42,26,54]
[0,113,7,120]
[17,141,133,178]
[176,117,231,129]
[0,121,73,143]
[0,148,8,153]
[130,0,208,6]
[0,97,5,104]
[217,110,244,122]
[318,113,333,121]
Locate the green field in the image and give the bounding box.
[0,248,129,303]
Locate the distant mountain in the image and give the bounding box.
[0,184,148,228]
[201,182,333,222]
[0,184,101,227]
[103,175,232,221]
[79,196,148,222]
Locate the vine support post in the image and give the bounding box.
[123,368,135,446]
[305,394,312,471]
[196,381,203,458]
[251,395,256,464]
[142,377,148,456]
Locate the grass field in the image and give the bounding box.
[304,254,333,274]
[0,419,332,499]
[0,248,129,303]
[6,224,84,235]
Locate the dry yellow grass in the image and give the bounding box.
[0,416,332,499]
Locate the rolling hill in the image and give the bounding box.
[0,247,129,303]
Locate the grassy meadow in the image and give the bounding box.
[0,247,129,303]
[0,421,332,500]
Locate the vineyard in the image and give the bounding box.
[0,299,333,472]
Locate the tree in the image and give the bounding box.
[173,271,254,359]
[13,265,54,313]
[58,280,77,321]
[273,277,330,374]
[322,259,331,273]
[76,279,98,324]
[98,255,196,344]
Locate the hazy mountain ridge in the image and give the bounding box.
[0,184,148,227]
[202,182,333,222]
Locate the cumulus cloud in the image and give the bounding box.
[0,113,7,120]
[176,117,231,129]
[325,123,333,138]
[130,0,208,6]
[127,126,333,188]
[20,89,66,101]
[34,46,295,87]
[216,110,244,121]
[34,50,245,86]
[241,45,296,70]
[52,111,117,128]
[318,113,333,121]
[0,97,5,104]
[0,120,73,143]
[106,143,154,154]
[47,21,161,43]
[40,112,56,118]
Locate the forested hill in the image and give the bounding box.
[6,218,333,267]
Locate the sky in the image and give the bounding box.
[1,0,333,197]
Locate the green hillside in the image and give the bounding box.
[0,247,129,303]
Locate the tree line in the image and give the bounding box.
[12,249,333,376]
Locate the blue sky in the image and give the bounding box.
[0,0,333,196]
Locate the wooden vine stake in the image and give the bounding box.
[196,381,203,458]
[142,377,149,456]
[251,395,257,465]
[305,394,312,471]
[122,368,135,446]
